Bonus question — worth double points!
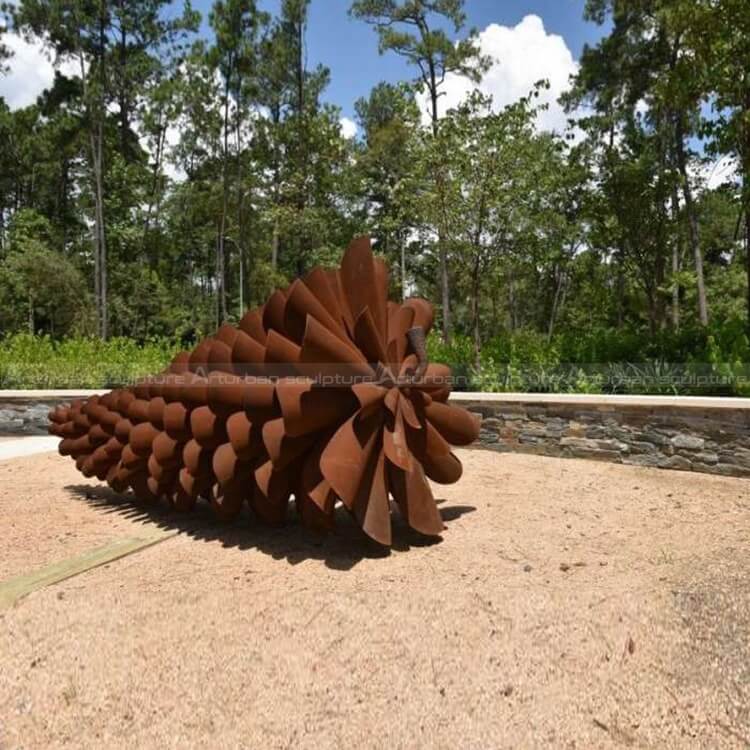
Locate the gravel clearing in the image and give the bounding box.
[1,448,749,749]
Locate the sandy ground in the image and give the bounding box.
[1,448,749,749]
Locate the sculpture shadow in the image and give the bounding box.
[65,484,476,571]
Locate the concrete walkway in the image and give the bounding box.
[0,436,60,461]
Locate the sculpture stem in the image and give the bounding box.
[407,326,428,380]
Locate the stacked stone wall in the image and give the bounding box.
[456,395,750,478]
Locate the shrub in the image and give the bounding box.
[427,320,750,396]
[0,334,181,389]
[2,322,749,395]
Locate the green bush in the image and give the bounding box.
[427,320,750,396]
[2,322,749,395]
[0,334,181,389]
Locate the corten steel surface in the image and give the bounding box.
[48,238,481,545]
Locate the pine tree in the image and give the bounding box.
[350,0,489,342]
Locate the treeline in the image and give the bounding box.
[0,0,748,370]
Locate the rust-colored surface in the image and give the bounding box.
[48,237,480,545]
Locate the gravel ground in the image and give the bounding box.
[1,448,749,749]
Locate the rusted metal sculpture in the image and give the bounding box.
[48,237,481,545]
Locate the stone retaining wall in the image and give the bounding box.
[453,393,750,478]
[0,398,60,435]
[2,391,750,478]
[0,391,101,436]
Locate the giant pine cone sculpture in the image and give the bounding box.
[49,237,481,545]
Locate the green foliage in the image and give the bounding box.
[427,322,750,396]
[0,8,10,74]
[0,334,181,389]
[0,210,91,335]
[5,325,745,394]
[349,0,489,94]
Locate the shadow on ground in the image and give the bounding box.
[65,484,476,571]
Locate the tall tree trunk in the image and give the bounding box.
[91,130,101,334]
[214,230,222,329]
[430,82,451,343]
[470,193,489,364]
[60,156,69,251]
[218,83,230,324]
[97,3,108,339]
[117,11,130,160]
[674,117,708,326]
[400,233,407,302]
[270,106,281,271]
[670,187,682,329]
[271,221,279,271]
[417,13,451,343]
[655,110,670,331]
[236,89,246,316]
[81,29,108,339]
[438,226,450,341]
[471,253,481,368]
[654,239,666,331]
[294,10,307,276]
[616,248,625,327]
[142,119,165,261]
[96,123,108,339]
[89,125,108,339]
[491,287,499,333]
[548,265,565,342]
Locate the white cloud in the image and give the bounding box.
[700,154,739,191]
[0,32,78,109]
[418,15,579,134]
[340,116,358,139]
[682,155,739,201]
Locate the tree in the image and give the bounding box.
[589,122,675,332]
[350,0,489,341]
[686,0,750,330]
[109,0,199,162]
[568,0,709,326]
[422,91,589,359]
[0,6,11,74]
[0,209,90,335]
[15,0,112,337]
[255,18,288,271]
[277,0,335,276]
[354,81,422,297]
[11,0,198,339]
[208,0,268,324]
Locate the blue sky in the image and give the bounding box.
[193,0,606,123]
[1,0,606,132]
